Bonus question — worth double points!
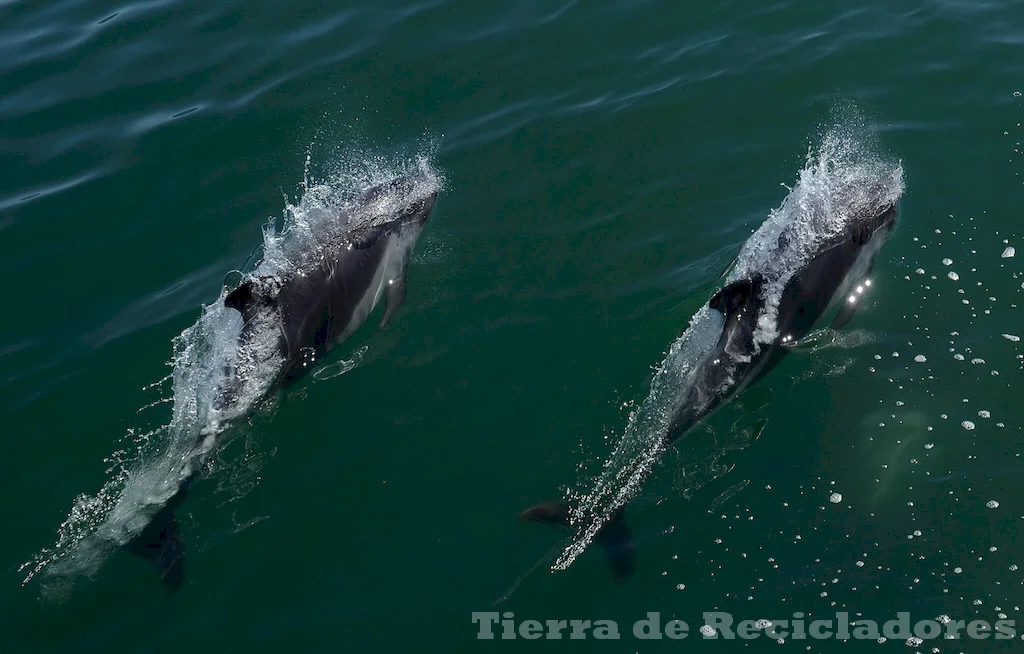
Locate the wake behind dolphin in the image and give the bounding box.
[23,155,442,598]
[522,127,905,578]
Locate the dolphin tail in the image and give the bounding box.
[519,500,636,582]
[594,508,636,581]
[518,499,571,525]
[125,494,188,593]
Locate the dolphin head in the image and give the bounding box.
[400,188,438,228]
[837,181,899,246]
[355,176,438,231]
[864,197,898,234]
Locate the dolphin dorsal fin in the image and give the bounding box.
[224,276,279,317]
[709,276,762,316]
[224,280,254,313]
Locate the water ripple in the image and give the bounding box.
[277,8,358,47]
[0,167,111,213]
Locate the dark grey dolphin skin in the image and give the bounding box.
[522,192,899,581]
[130,177,438,591]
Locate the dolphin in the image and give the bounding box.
[521,170,903,580]
[126,175,439,591]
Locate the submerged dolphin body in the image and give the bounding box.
[126,175,439,591]
[522,162,903,580]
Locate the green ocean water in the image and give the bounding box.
[2,0,1024,651]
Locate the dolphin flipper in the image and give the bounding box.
[830,298,858,330]
[379,271,407,330]
[519,501,636,582]
[831,266,875,330]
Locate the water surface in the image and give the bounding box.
[2,0,1023,651]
